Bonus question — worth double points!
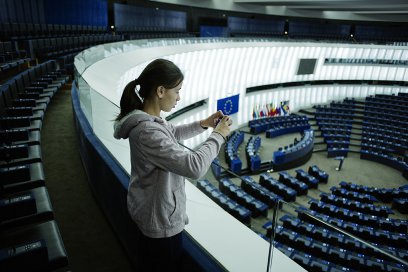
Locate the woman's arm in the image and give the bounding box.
[172,111,224,141]
[138,126,225,179]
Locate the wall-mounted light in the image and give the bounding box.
[284,31,288,35]
[110,25,115,30]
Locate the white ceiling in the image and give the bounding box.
[150,0,408,22]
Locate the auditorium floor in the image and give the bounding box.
[198,123,408,239]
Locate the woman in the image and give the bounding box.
[113,59,232,271]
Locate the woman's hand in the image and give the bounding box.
[214,115,233,140]
[200,110,224,129]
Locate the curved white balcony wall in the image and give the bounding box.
[75,38,407,272]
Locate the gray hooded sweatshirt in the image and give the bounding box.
[113,110,225,238]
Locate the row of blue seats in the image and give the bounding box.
[325,140,350,148]
[362,119,407,132]
[249,114,308,134]
[377,93,408,100]
[314,111,354,119]
[330,187,378,204]
[279,214,408,262]
[321,133,351,141]
[245,136,261,172]
[314,106,354,114]
[274,242,356,272]
[361,139,406,155]
[1,23,106,40]
[365,98,408,109]
[196,180,251,224]
[248,114,307,126]
[330,98,356,108]
[362,131,408,147]
[273,129,314,165]
[224,131,244,174]
[327,146,349,158]
[240,176,282,207]
[278,171,308,195]
[314,104,354,111]
[318,122,353,130]
[128,32,195,40]
[320,127,351,135]
[0,58,31,81]
[373,94,408,105]
[276,241,407,272]
[329,101,356,109]
[28,34,123,60]
[265,122,310,138]
[274,225,406,271]
[294,169,319,189]
[218,178,268,217]
[317,122,353,130]
[364,114,407,127]
[315,116,353,124]
[308,199,407,233]
[296,207,407,249]
[364,109,408,121]
[339,181,408,203]
[259,173,297,202]
[308,165,329,183]
[0,41,30,79]
[364,104,408,116]
[319,192,393,218]
[366,95,408,103]
[363,125,407,140]
[360,149,408,172]
[0,60,69,271]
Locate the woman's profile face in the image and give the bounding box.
[160,81,183,112]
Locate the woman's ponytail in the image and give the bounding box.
[115,59,184,121]
[115,79,143,121]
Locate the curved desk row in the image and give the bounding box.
[273,129,314,170]
[315,116,353,124]
[363,126,407,139]
[364,110,408,120]
[266,122,310,138]
[362,119,408,132]
[249,115,308,134]
[245,136,262,172]
[339,181,408,203]
[360,149,408,174]
[225,131,244,174]
[364,104,408,116]
[365,97,408,109]
[314,111,354,119]
[197,180,252,225]
[329,102,356,109]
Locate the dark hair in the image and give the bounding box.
[115,59,184,121]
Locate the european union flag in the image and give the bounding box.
[217,94,240,115]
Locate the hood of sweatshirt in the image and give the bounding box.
[113,109,165,140]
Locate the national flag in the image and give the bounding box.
[276,105,281,116]
[217,94,240,115]
[252,105,257,120]
[281,100,290,116]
